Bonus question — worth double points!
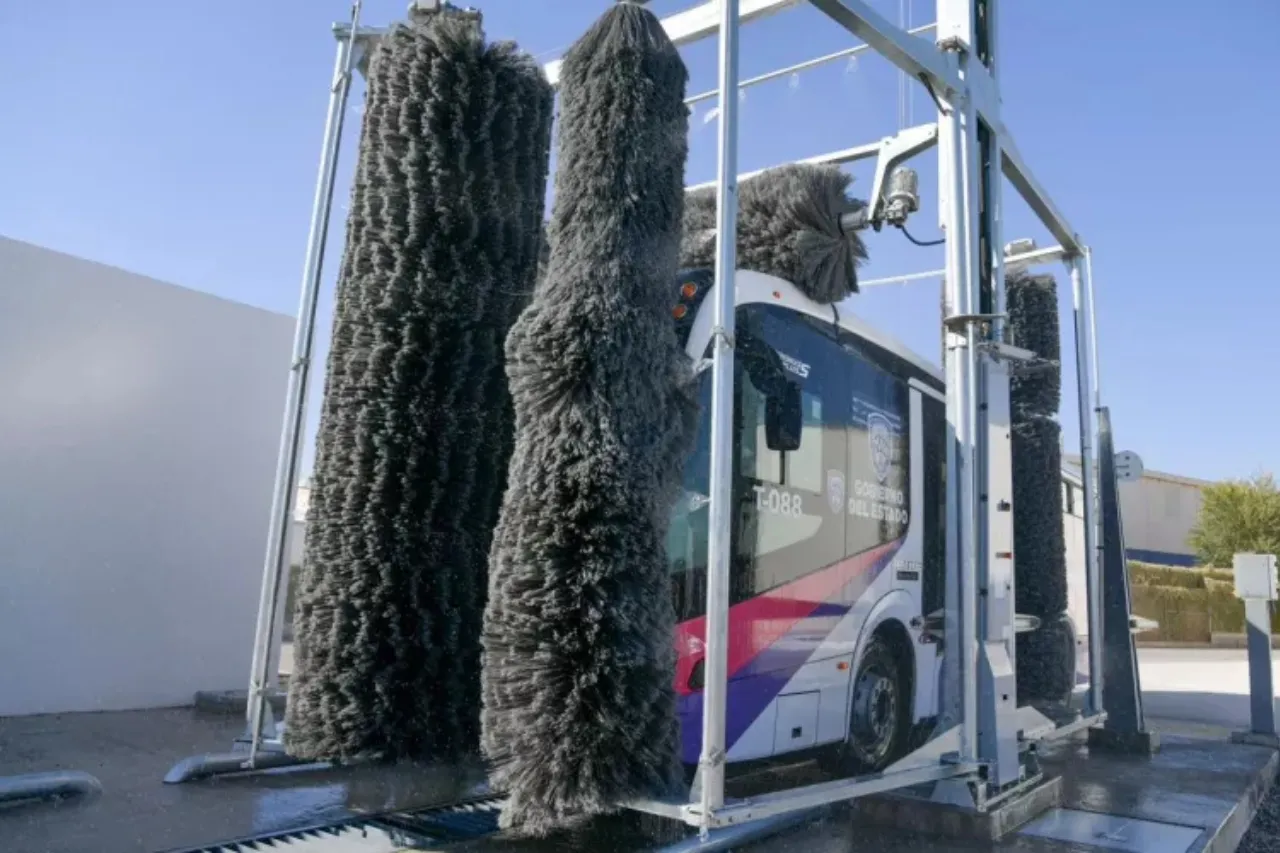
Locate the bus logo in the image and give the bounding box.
[778,352,811,378]
[868,412,897,484]
[826,470,845,514]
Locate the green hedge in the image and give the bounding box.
[1129,560,1208,590]
[1128,561,1278,640]
[1129,583,1211,642]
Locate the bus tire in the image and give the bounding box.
[822,632,912,775]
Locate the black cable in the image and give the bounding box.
[900,224,946,247]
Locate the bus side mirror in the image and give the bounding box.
[765,382,802,452]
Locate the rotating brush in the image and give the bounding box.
[480,2,697,837]
[285,9,553,764]
[1006,270,1074,704]
[681,163,868,304]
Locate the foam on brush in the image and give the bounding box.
[682,163,867,303]
[285,11,553,763]
[481,3,697,836]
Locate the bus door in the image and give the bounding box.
[724,304,850,757]
[842,346,913,594]
[667,303,850,762]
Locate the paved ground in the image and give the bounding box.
[2,645,1276,853]
[1135,647,1280,730]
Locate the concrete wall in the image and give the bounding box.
[0,236,293,716]
[1117,473,1206,566]
[1064,455,1209,567]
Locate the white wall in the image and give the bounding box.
[1062,478,1088,642]
[1118,475,1205,561]
[1063,454,1208,566]
[0,237,293,716]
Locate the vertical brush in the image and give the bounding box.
[285,10,553,763]
[1007,270,1075,704]
[481,2,696,837]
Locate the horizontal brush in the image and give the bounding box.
[681,163,868,304]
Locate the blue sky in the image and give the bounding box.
[2,0,1277,483]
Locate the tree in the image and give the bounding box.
[1189,473,1280,567]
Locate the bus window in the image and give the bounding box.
[667,303,855,618]
[921,395,946,616]
[733,305,849,599]
[845,350,911,559]
[668,369,711,623]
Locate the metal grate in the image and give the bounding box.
[168,795,506,852]
[1020,807,1203,853]
[377,797,503,842]
[182,823,410,852]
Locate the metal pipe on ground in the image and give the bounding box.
[0,771,102,806]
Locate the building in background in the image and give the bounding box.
[0,236,293,716]
[1063,454,1211,568]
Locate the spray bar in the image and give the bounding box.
[809,0,960,95]
[686,122,936,193]
[858,244,1071,288]
[684,21,938,106]
[544,0,803,86]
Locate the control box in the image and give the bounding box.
[1233,553,1279,602]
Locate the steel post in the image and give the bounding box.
[939,83,979,763]
[245,14,360,762]
[1070,257,1104,718]
[697,0,742,827]
[1246,598,1278,737]
[1095,406,1149,739]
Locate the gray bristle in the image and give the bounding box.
[681,163,868,303]
[1007,270,1061,416]
[1006,270,1072,703]
[284,11,553,764]
[480,2,697,838]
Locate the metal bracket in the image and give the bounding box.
[944,311,1001,330]
[710,326,736,350]
[863,124,941,226]
[700,747,727,771]
[977,340,1036,364]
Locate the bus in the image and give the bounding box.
[664,267,1086,775]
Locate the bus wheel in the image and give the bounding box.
[846,634,909,771]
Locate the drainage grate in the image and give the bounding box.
[375,797,504,843]
[1020,808,1203,853]
[167,795,506,852]
[174,823,415,852]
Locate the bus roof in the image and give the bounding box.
[714,269,945,388]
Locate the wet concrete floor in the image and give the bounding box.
[445,732,1278,853]
[0,709,1276,853]
[733,733,1279,853]
[0,707,486,853]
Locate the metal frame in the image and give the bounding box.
[167,3,1129,843]
[626,0,1109,829]
[1230,553,1280,748]
[165,0,368,783]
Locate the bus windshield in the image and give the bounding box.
[666,301,913,625]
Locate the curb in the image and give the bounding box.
[193,689,288,716]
